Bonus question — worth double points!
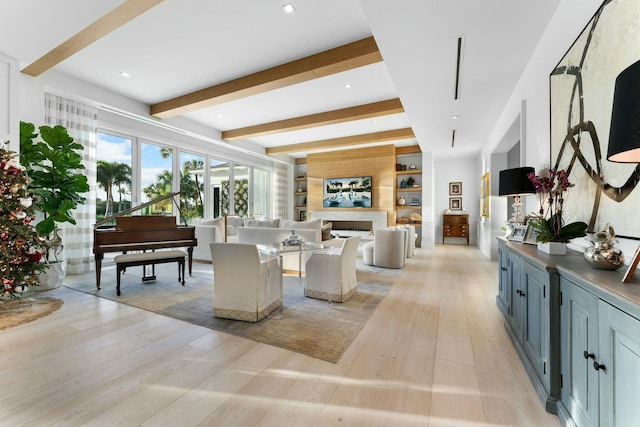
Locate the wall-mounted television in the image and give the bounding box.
[323,176,372,208]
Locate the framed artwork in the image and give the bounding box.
[449,182,462,196]
[449,197,462,210]
[480,173,490,218]
[508,225,527,242]
[550,0,640,239]
[523,223,540,244]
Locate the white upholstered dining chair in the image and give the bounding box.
[304,235,361,302]
[210,242,282,322]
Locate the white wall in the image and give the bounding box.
[0,52,19,151]
[433,155,480,245]
[479,0,633,259]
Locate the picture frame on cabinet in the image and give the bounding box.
[449,182,462,196]
[508,225,527,242]
[449,197,462,210]
[622,244,640,283]
[523,223,539,244]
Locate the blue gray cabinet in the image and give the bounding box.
[498,238,640,427]
[497,239,560,413]
[560,277,600,427]
[559,276,640,427]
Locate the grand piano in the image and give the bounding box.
[93,192,197,289]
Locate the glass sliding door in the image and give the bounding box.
[180,152,205,223]
[96,131,132,223]
[253,168,268,217]
[141,142,173,215]
[210,158,230,218]
[233,164,250,217]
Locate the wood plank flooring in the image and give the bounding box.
[0,244,561,426]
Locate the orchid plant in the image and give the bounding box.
[527,169,587,243]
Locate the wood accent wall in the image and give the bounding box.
[307,145,396,226]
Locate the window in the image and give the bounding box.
[96,132,132,222]
[180,151,205,223]
[253,168,268,217]
[209,158,229,218]
[141,142,173,215]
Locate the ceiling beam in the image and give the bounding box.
[265,128,415,155]
[223,98,404,141]
[150,36,383,119]
[21,0,164,77]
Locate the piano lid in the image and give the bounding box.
[94,191,187,228]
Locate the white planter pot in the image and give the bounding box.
[36,261,67,290]
[537,241,566,255]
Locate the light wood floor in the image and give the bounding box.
[0,244,561,427]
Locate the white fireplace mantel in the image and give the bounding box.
[309,211,387,231]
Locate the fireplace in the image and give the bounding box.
[330,220,372,232]
[309,211,387,238]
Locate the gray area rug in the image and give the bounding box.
[63,259,400,363]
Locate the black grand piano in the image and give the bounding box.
[93,192,197,289]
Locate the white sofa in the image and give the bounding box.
[192,216,329,268]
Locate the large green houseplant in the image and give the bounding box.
[19,121,89,287]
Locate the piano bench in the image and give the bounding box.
[114,250,187,296]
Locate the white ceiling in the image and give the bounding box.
[0,0,561,159]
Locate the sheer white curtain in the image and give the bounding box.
[273,162,288,219]
[44,94,97,274]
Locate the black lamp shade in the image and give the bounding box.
[499,167,535,196]
[607,59,640,163]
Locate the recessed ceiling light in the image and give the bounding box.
[373,119,378,124]
[216,114,223,119]
[452,115,459,119]
[345,83,352,89]
[120,72,130,78]
[282,3,295,13]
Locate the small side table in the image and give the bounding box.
[443,214,469,245]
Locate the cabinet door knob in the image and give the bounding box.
[583,351,595,360]
[593,361,606,371]
[501,267,507,271]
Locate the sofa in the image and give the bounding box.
[192,216,332,266]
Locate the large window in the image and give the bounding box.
[141,142,173,215]
[180,151,205,223]
[96,132,132,222]
[96,129,273,224]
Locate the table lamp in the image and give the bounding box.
[499,166,536,224]
[606,59,640,283]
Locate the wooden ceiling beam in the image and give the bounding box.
[265,128,415,155]
[222,98,404,141]
[150,36,383,119]
[21,0,164,77]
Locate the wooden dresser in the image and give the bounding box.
[442,214,469,245]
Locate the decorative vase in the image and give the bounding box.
[398,196,406,206]
[537,241,566,255]
[583,223,625,270]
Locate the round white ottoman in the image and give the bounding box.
[362,240,375,266]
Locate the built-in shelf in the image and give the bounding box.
[295,192,307,196]
[396,169,422,175]
[396,205,422,209]
[396,187,422,192]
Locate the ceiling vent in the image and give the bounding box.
[454,36,464,100]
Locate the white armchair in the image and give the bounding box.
[210,242,283,322]
[362,228,406,268]
[305,236,361,302]
[192,218,225,262]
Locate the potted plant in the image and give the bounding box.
[19,121,90,288]
[527,169,587,254]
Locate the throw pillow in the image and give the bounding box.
[245,218,280,228]
[321,222,333,240]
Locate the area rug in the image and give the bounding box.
[63,260,400,363]
[0,297,64,330]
